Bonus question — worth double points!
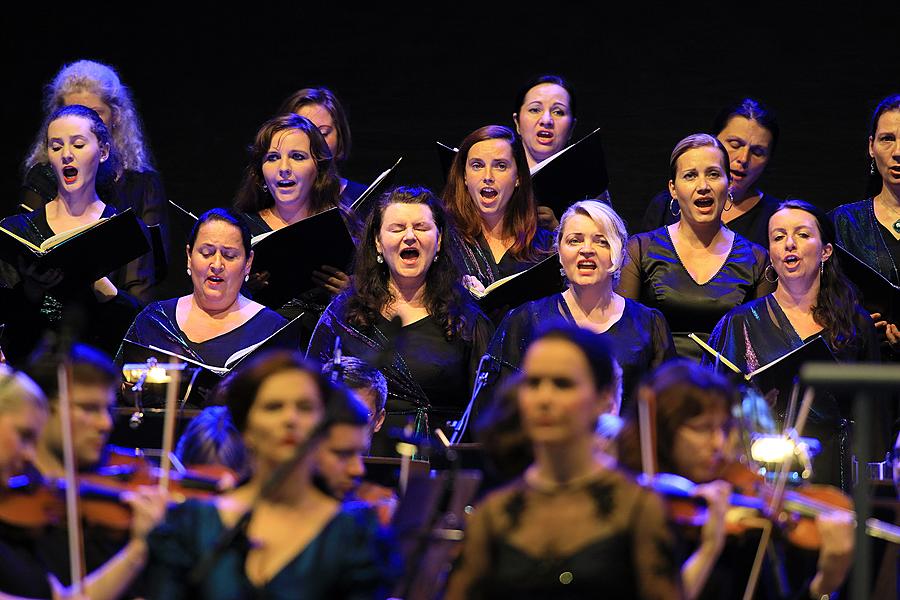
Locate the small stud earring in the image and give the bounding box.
[433,252,439,263]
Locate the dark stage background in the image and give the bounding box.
[3,9,895,296]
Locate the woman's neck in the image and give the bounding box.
[875,183,900,209]
[480,212,508,243]
[774,276,820,313]
[52,187,103,218]
[245,457,317,505]
[673,218,725,248]
[387,277,427,306]
[564,281,617,318]
[531,435,600,486]
[265,199,311,227]
[190,292,245,319]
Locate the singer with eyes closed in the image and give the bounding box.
[441,125,554,301]
[143,351,399,600]
[118,209,288,372]
[640,98,782,248]
[307,186,493,455]
[617,133,774,362]
[483,200,674,411]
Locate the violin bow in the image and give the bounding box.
[57,358,85,594]
[742,385,817,600]
[158,366,182,493]
[637,386,658,479]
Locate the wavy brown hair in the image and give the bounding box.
[441,125,543,262]
[233,114,342,218]
[345,186,474,341]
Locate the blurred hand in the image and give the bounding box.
[18,257,63,303]
[693,480,731,556]
[872,313,900,349]
[245,271,270,292]
[123,485,168,541]
[312,265,351,296]
[462,275,486,296]
[536,205,559,231]
[810,510,855,596]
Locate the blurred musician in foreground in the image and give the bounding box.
[619,361,854,600]
[446,325,681,599]
[144,350,399,599]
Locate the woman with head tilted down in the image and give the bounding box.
[0,366,165,600]
[233,113,355,342]
[307,186,493,454]
[618,362,855,600]
[484,200,675,411]
[441,125,554,300]
[1,105,152,360]
[119,209,288,371]
[830,94,900,357]
[445,325,682,600]
[641,98,781,248]
[20,59,168,303]
[707,200,880,485]
[618,133,774,361]
[144,351,399,599]
[278,87,368,208]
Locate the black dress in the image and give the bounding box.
[453,228,556,289]
[484,294,675,410]
[306,292,494,454]
[0,204,147,359]
[707,294,880,486]
[640,189,781,248]
[446,468,682,600]
[21,164,169,302]
[618,226,773,361]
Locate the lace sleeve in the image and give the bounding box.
[631,488,684,600]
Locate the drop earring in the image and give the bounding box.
[376,253,384,264]
[186,267,192,276]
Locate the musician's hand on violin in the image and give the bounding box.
[312,265,351,296]
[809,510,855,597]
[693,480,731,556]
[122,485,167,542]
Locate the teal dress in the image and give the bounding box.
[145,498,399,600]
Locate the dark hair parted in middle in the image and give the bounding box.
[711,97,780,156]
[774,199,862,352]
[25,342,118,402]
[44,104,120,187]
[442,125,544,262]
[233,113,342,216]
[278,87,353,163]
[346,185,475,340]
[187,208,252,257]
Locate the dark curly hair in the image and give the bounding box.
[233,113,342,217]
[441,125,545,262]
[346,185,474,340]
[774,199,862,352]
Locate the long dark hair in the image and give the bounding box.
[233,113,342,216]
[865,94,900,198]
[346,185,474,340]
[441,125,544,262]
[775,199,861,351]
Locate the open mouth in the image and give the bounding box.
[889,166,900,175]
[480,187,498,200]
[731,169,746,180]
[576,260,597,270]
[694,197,715,209]
[62,166,78,183]
[276,180,296,188]
[536,130,554,144]
[207,275,225,284]
[784,255,800,266]
[399,248,420,262]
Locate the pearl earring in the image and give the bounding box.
[376,253,384,264]
[186,267,192,276]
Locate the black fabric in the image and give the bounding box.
[0,528,53,599]
[619,227,773,361]
[452,227,556,289]
[831,198,900,287]
[641,190,782,249]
